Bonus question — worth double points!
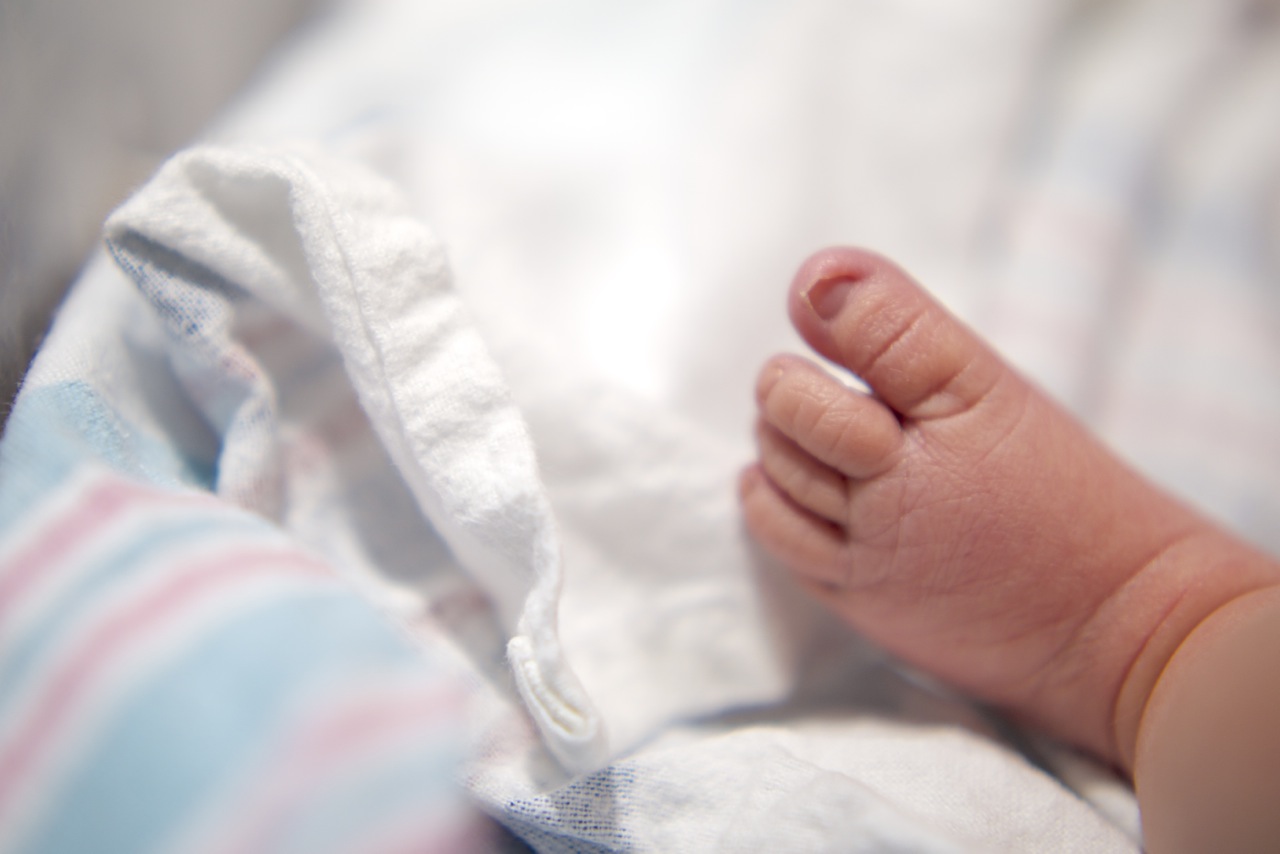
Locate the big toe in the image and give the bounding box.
[789,247,1006,421]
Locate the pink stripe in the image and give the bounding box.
[0,546,332,821]
[0,476,213,623]
[227,688,463,854]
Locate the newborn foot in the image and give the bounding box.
[741,247,1280,769]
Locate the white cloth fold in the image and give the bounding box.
[103,145,606,772]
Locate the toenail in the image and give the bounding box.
[803,277,855,321]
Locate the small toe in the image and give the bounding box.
[756,354,903,479]
[739,464,850,584]
[787,247,1007,421]
[755,419,849,524]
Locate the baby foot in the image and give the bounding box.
[741,247,1280,769]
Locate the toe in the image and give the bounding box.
[739,465,849,584]
[755,419,849,523]
[788,247,1007,421]
[756,354,903,479]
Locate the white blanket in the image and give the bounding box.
[14,0,1280,849]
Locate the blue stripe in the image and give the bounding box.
[0,381,216,532]
[0,512,275,712]
[17,586,431,854]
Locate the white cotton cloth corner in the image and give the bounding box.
[102,145,606,772]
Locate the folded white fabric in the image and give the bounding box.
[103,145,606,772]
